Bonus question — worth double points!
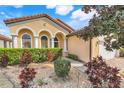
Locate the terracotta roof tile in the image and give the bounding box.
[67,29,85,37]
[0,34,12,41]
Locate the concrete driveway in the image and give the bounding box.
[106,57,124,71]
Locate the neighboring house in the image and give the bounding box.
[0,34,12,48]
[4,13,114,62]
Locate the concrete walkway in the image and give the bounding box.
[63,57,86,72]
[63,57,84,67]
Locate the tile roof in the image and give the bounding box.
[0,34,12,41]
[67,29,84,37]
[4,14,74,33]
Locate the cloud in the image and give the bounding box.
[66,8,97,30]
[46,5,74,16]
[0,28,9,36]
[0,11,12,18]
[46,5,56,9]
[0,29,5,34]
[0,29,2,33]
[71,8,96,21]
[12,5,24,8]
[0,12,5,15]
[66,19,89,30]
[55,5,74,16]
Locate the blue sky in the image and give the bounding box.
[0,5,96,36]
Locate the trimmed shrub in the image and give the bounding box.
[0,48,62,65]
[67,54,78,61]
[120,48,124,57]
[54,59,71,78]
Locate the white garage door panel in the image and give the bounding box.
[99,44,116,60]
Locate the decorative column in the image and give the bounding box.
[48,39,50,48]
[34,36,39,48]
[51,38,54,48]
[6,41,10,48]
[64,37,67,52]
[9,42,12,48]
[12,35,18,48]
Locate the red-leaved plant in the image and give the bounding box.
[19,67,37,88]
[20,50,32,67]
[85,56,121,88]
[1,51,9,67]
[47,50,54,62]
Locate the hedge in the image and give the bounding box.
[120,48,124,57]
[0,48,62,65]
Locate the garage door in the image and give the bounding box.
[99,41,116,60]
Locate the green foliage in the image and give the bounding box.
[54,59,71,78]
[0,48,62,65]
[120,70,124,78]
[67,54,79,61]
[37,79,47,86]
[37,79,44,86]
[119,48,124,57]
[77,5,124,51]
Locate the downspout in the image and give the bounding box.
[89,38,92,61]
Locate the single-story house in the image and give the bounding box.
[0,34,12,48]
[3,14,117,62]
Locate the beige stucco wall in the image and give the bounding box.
[56,33,64,48]
[8,17,69,37]
[91,38,99,58]
[0,40,4,48]
[67,36,99,62]
[7,17,69,48]
[67,36,90,62]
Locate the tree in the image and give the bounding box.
[76,5,124,51]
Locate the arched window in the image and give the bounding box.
[54,37,59,48]
[41,36,48,48]
[22,34,31,48]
